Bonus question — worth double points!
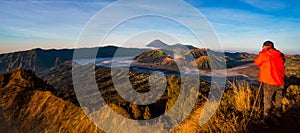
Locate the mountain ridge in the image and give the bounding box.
[0,68,103,132]
[0,46,146,74]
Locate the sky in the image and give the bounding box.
[0,0,299,54]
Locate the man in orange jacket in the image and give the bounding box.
[254,40,285,127]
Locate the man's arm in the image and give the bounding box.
[281,53,285,63]
[254,52,265,66]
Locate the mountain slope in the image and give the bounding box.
[0,68,102,132]
[146,40,169,48]
[0,46,146,74]
[133,49,179,72]
[38,61,79,105]
[0,48,73,74]
[134,49,170,63]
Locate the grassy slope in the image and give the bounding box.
[0,69,104,132]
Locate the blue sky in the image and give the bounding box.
[0,0,299,54]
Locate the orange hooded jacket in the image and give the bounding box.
[254,48,285,86]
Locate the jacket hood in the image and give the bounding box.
[263,48,282,58]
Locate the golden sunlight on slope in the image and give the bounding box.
[0,69,103,132]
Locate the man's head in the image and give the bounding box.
[263,40,274,49]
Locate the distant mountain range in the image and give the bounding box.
[133,47,256,70]
[0,46,146,74]
[2,40,298,76]
[0,41,255,75]
[0,40,261,76]
[147,40,198,50]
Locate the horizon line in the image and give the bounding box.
[1,45,299,56]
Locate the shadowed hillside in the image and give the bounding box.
[38,61,79,105]
[0,48,73,74]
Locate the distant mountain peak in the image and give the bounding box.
[32,48,43,51]
[173,43,198,50]
[151,39,166,44]
[147,40,198,50]
[147,39,168,48]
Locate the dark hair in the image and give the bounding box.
[263,40,274,48]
